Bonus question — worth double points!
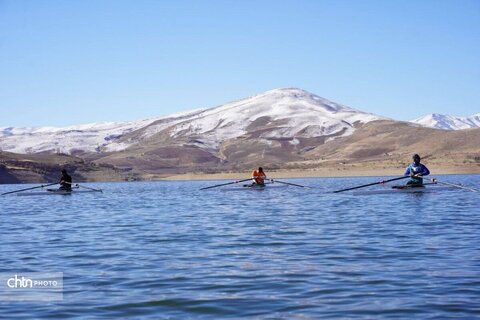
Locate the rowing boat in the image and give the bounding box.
[353,185,453,195]
[221,183,289,191]
[16,189,102,196]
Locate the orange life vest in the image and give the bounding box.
[252,170,266,184]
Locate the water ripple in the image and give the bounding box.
[0,176,479,319]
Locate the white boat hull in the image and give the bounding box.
[353,186,453,195]
[221,183,288,191]
[16,189,101,196]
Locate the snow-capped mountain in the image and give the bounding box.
[0,88,385,155]
[410,113,480,130]
[0,119,157,154]
[105,88,386,152]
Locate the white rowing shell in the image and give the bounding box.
[16,190,102,196]
[353,186,454,196]
[221,184,289,191]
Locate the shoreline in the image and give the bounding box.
[2,164,478,185]
[162,165,480,181]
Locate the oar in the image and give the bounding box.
[200,178,253,190]
[270,179,307,188]
[64,181,102,192]
[75,184,103,192]
[333,176,410,193]
[1,182,58,196]
[430,178,480,193]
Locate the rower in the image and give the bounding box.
[401,154,430,187]
[251,167,267,186]
[59,169,72,191]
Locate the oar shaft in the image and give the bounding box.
[271,179,306,188]
[430,178,480,193]
[1,182,58,195]
[65,182,102,192]
[200,178,252,190]
[333,176,409,193]
[78,185,103,192]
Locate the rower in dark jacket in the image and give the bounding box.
[59,169,72,191]
[404,154,430,186]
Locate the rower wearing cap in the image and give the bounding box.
[252,167,267,186]
[404,154,430,186]
[59,169,72,191]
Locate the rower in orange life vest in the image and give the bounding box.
[251,167,267,186]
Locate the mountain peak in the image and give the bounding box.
[410,113,480,130]
[260,87,334,102]
[240,87,367,115]
[263,87,313,96]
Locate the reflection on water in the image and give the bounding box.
[0,175,479,318]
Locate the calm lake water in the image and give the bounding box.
[1,175,479,319]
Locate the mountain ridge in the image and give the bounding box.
[411,113,480,130]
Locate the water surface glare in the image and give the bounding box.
[1,175,479,319]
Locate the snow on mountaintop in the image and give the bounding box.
[410,113,480,130]
[185,88,385,143]
[105,88,386,151]
[1,88,386,154]
[0,118,157,154]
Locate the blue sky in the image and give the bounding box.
[1,0,479,127]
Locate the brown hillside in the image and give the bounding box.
[0,151,131,184]
[305,120,480,160]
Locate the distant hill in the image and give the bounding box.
[410,113,480,130]
[0,151,133,184]
[304,120,480,164]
